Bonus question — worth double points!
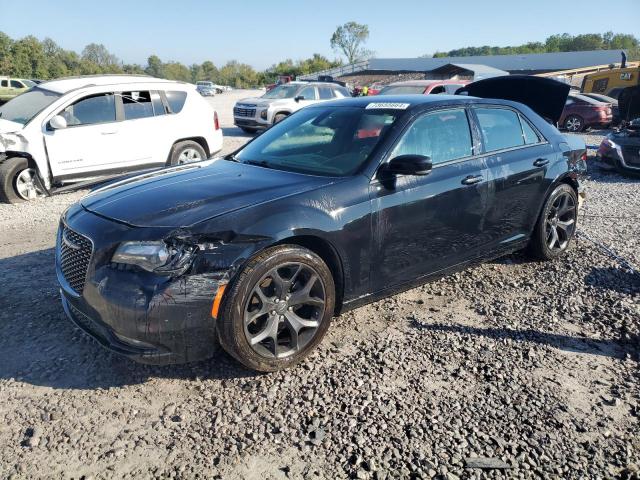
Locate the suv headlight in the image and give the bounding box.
[112,241,195,274]
[260,109,268,120]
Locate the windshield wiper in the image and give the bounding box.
[243,159,274,169]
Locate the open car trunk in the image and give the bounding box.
[456,75,570,125]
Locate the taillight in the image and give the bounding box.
[214,111,220,131]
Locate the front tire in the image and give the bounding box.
[218,245,335,372]
[273,113,288,124]
[527,183,578,260]
[0,157,44,203]
[168,140,207,166]
[563,115,584,132]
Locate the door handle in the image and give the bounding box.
[101,130,118,135]
[461,175,483,185]
[533,158,549,167]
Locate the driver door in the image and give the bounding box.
[295,85,319,107]
[45,92,122,179]
[370,108,491,291]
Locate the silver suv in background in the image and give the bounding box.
[233,81,350,133]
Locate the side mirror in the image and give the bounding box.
[49,115,67,130]
[385,155,432,176]
[294,95,304,103]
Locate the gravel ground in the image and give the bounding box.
[0,93,638,479]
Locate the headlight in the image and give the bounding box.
[112,241,172,272]
[260,109,268,120]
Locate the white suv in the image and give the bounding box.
[0,75,223,203]
[233,81,351,133]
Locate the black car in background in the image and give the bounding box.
[56,77,587,372]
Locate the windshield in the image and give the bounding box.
[262,85,300,99]
[235,106,401,176]
[22,79,36,87]
[378,85,426,95]
[0,87,61,125]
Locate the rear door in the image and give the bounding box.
[370,107,491,290]
[45,92,122,179]
[472,106,552,251]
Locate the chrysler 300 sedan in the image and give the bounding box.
[57,77,586,372]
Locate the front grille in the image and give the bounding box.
[622,146,640,167]
[59,225,93,293]
[234,106,256,118]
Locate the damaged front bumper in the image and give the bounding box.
[56,205,233,365]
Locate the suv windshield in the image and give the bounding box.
[0,87,61,125]
[262,85,300,99]
[379,85,426,95]
[235,106,401,176]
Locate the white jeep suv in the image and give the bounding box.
[233,81,351,133]
[0,75,223,203]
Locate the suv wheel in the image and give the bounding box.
[0,157,45,203]
[169,141,207,166]
[527,183,578,260]
[273,113,288,124]
[218,245,335,372]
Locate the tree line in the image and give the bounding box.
[0,31,342,87]
[431,32,639,59]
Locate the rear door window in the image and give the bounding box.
[0,80,7,87]
[61,93,116,126]
[165,90,188,113]
[318,87,334,99]
[121,91,154,120]
[475,107,525,152]
[392,109,473,165]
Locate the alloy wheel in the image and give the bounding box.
[15,168,43,201]
[177,148,203,164]
[545,191,576,251]
[565,116,582,132]
[244,262,326,359]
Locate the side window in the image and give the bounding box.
[10,80,24,88]
[475,108,525,152]
[121,91,154,120]
[318,87,334,100]
[151,91,166,116]
[0,80,7,87]
[593,78,608,93]
[60,93,116,126]
[520,115,540,145]
[429,86,446,95]
[391,109,473,165]
[165,90,188,113]
[297,86,317,101]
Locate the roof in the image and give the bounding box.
[429,63,509,80]
[318,94,471,109]
[38,75,184,94]
[367,50,625,73]
[387,79,466,87]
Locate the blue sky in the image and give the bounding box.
[2,0,638,69]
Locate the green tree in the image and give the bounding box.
[145,55,164,78]
[330,21,372,64]
[201,60,218,81]
[81,43,121,72]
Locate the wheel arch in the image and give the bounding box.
[273,234,345,315]
[168,137,210,161]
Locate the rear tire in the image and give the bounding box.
[217,245,335,372]
[527,183,578,260]
[168,140,207,166]
[0,157,44,203]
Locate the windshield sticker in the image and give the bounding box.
[365,102,410,110]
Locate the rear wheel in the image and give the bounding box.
[168,140,207,166]
[0,157,45,203]
[563,115,584,132]
[527,183,578,260]
[218,245,335,372]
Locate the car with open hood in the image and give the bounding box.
[57,76,586,372]
[597,85,640,175]
[0,75,222,203]
[233,81,351,133]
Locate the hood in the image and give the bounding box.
[237,97,291,108]
[0,119,24,134]
[618,86,640,122]
[81,160,336,228]
[457,75,570,124]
